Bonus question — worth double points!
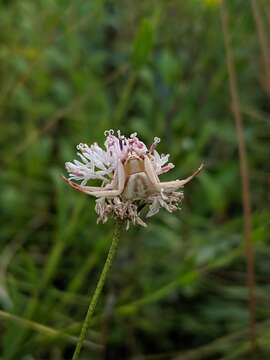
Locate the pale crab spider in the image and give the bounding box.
[63,130,203,226]
[63,153,203,200]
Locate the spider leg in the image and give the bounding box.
[144,156,203,192]
[144,156,161,191]
[90,160,126,197]
[158,164,204,191]
[62,160,126,198]
[62,177,106,192]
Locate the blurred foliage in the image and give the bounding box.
[0,0,270,359]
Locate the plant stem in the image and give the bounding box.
[220,2,257,358]
[72,221,122,360]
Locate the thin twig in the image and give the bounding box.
[220,1,257,359]
[0,310,102,350]
[241,106,270,124]
[72,221,122,360]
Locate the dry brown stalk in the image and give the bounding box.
[220,1,257,359]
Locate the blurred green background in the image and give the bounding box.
[1,0,270,359]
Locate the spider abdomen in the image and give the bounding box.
[123,173,153,200]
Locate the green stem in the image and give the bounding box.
[72,222,122,360]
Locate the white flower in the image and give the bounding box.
[63,130,203,228]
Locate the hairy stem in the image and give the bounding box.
[72,222,122,360]
[220,1,257,359]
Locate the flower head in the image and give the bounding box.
[63,130,203,229]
